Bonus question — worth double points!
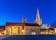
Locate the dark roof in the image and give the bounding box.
[49,28,54,30]
[40,29,48,32]
[54,26,56,28]
[6,22,40,26]
[40,29,48,30]
[0,26,5,30]
[40,28,54,30]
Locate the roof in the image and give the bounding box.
[0,26,5,30]
[40,29,48,32]
[6,22,40,26]
[40,28,54,30]
[54,26,56,28]
[40,29,48,30]
[48,28,54,30]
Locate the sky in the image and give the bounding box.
[0,0,56,26]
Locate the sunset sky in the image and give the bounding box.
[0,0,56,26]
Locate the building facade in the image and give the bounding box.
[0,9,56,35]
[5,22,40,35]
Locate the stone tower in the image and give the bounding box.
[35,8,42,25]
[22,17,26,23]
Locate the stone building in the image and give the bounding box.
[4,9,41,35]
[0,9,56,35]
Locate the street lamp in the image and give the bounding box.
[32,32,36,35]
[22,30,24,34]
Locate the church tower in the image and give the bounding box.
[22,17,26,23]
[35,8,42,25]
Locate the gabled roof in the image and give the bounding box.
[6,22,40,27]
[0,26,5,30]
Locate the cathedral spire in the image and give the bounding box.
[35,8,42,25]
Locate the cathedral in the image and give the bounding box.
[5,9,41,35]
[0,9,56,35]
